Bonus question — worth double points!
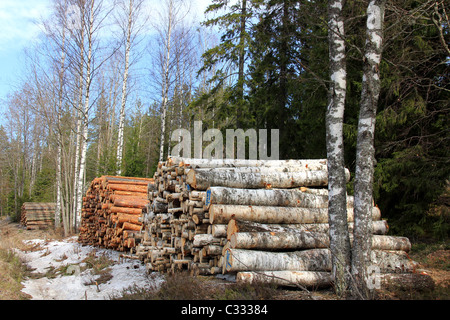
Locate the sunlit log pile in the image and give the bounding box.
[20,202,56,230]
[78,175,154,251]
[133,157,433,290]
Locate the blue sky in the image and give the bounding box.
[0,0,212,121]
[0,0,50,102]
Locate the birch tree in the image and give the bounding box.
[325,0,351,298]
[115,0,147,175]
[151,0,191,162]
[351,0,386,299]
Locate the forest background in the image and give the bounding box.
[0,0,448,243]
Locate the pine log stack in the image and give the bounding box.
[133,157,433,291]
[78,175,154,251]
[20,202,56,230]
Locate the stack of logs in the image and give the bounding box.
[20,202,56,230]
[78,175,154,251]
[133,157,432,290]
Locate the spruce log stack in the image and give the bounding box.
[134,157,432,291]
[78,175,154,251]
[20,202,56,230]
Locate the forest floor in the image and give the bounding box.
[0,216,449,300]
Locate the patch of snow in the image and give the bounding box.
[16,236,164,300]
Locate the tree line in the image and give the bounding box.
[0,0,448,297]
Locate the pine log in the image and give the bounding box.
[206,186,355,208]
[209,204,381,224]
[187,169,347,190]
[113,198,149,208]
[237,271,333,288]
[107,183,148,193]
[110,206,143,215]
[122,222,142,231]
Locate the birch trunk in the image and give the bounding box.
[158,0,174,162]
[209,204,381,224]
[116,0,133,175]
[75,1,95,230]
[352,0,386,299]
[326,0,351,297]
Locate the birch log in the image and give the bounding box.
[209,204,381,224]
[224,248,417,273]
[186,169,349,190]
[237,271,333,288]
[168,157,327,170]
[206,186,354,208]
[229,232,411,252]
[226,219,389,239]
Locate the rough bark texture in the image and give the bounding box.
[187,169,343,190]
[326,0,351,297]
[206,186,351,208]
[209,204,381,224]
[237,271,333,288]
[352,0,386,299]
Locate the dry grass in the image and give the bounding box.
[0,217,65,300]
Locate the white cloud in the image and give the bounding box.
[0,0,50,51]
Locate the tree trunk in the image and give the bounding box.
[351,0,386,299]
[326,0,351,298]
[116,1,132,176]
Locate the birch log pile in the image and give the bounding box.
[133,157,432,291]
[78,175,154,251]
[20,202,56,230]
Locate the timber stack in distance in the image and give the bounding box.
[78,175,154,251]
[20,202,56,230]
[133,157,433,290]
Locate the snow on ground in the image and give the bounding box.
[15,236,164,300]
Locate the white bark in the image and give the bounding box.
[237,271,333,288]
[206,186,354,208]
[187,169,348,190]
[169,156,327,169]
[229,232,410,252]
[326,0,351,296]
[116,0,133,176]
[223,248,417,273]
[352,0,386,298]
[209,204,381,224]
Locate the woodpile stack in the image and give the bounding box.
[20,202,56,230]
[78,175,154,251]
[134,157,432,291]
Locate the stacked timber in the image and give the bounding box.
[78,175,154,251]
[136,157,339,275]
[20,202,56,230]
[135,157,432,291]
